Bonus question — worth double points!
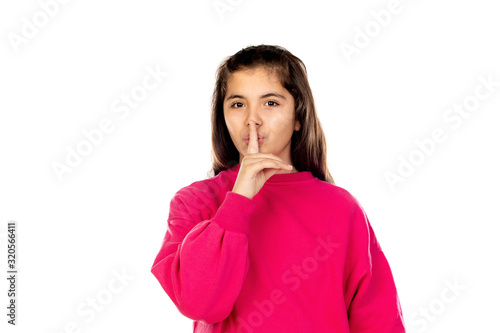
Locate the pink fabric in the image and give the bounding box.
[151,164,406,332]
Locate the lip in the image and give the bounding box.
[245,137,264,145]
[244,134,264,141]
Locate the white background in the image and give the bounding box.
[1,0,499,332]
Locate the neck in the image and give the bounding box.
[275,166,298,174]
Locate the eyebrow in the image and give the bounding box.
[225,92,287,102]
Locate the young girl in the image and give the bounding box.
[151,45,406,332]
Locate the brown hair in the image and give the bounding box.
[208,44,334,184]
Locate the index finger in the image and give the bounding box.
[247,120,259,155]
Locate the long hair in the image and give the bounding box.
[208,44,334,184]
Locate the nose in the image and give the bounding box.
[246,104,262,128]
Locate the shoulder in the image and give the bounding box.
[168,167,237,219]
[314,180,373,236]
[314,180,365,214]
[319,182,382,253]
[303,179,383,255]
[175,169,234,199]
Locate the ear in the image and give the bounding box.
[294,120,301,131]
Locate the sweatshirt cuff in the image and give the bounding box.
[212,191,255,234]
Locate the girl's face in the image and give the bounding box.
[223,66,301,168]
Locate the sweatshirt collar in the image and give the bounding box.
[228,163,315,184]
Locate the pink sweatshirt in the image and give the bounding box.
[151,164,406,332]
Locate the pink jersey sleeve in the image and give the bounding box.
[151,190,255,324]
[344,197,406,332]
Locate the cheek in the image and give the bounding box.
[268,112,295,136]
[224,112,234,134]
[267,115,280,129]
[224,114,240,144]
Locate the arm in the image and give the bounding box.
[344,198,406,332]
[151,189,255,324]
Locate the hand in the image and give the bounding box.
[232,120,293,200]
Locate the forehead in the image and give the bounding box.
[226,67,283,90]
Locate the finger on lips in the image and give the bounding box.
[247,120,259,154]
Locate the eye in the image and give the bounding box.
[231,102,244,108]
[265,101,279,107]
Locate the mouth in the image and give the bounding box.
[244,134,264,140]
[244,136,265,145]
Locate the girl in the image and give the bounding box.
[151,45,406,332]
